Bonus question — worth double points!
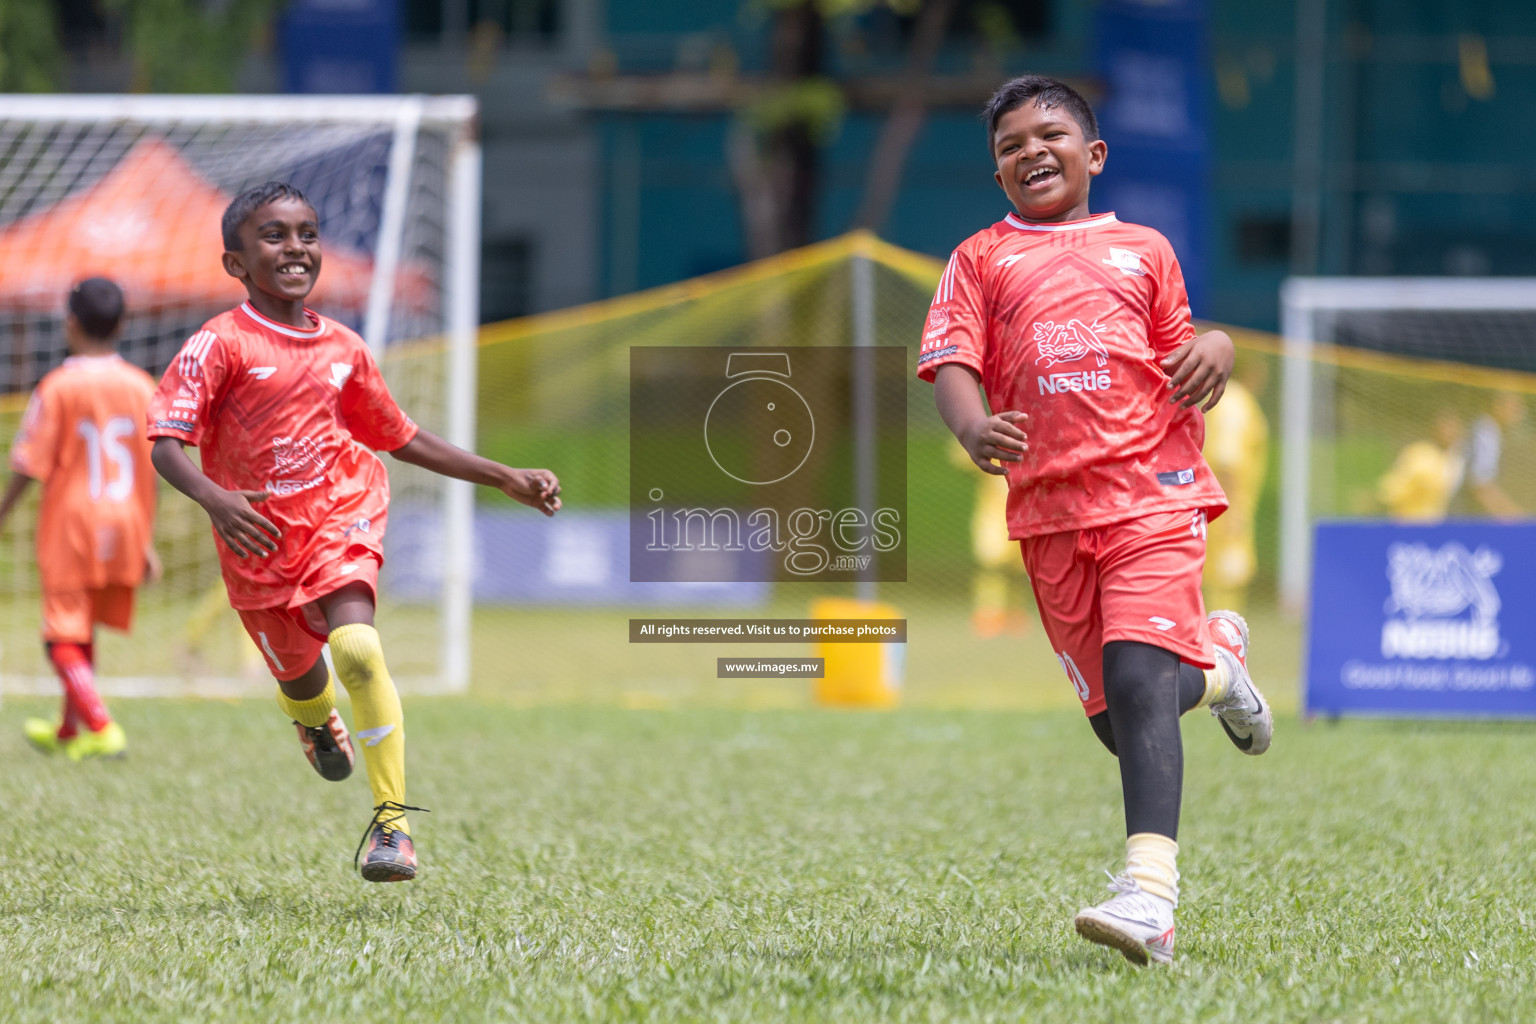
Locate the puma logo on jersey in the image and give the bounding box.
[996,253,1028,268]
[329,363,353,388]
[248,367,277,380]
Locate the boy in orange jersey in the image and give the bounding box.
[0,278,158,761]
[148,183,561,882]
[919,77,1274,965]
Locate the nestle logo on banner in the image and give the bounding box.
[1381,542,1504,660]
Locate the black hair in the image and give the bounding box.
[982,75,1100,153]
[221,181,316,251]
[68,277,125,340]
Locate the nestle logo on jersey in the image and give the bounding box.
[924,307,950,342]
[268,476,326,497]
[1039,370,1113,394]
[1032,317,1112,394]
[173,399,198,410]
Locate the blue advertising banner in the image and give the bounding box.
[1093,0,1210,315]
[382,507,769,608]
[1307,521,1536,718]
[282,0,399,94]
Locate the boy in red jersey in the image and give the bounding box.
[148,183,560,882]
[918,77,1273,965]
[0,278,157,761]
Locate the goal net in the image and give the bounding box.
[0,95,479,696]
[1277,277,1536,608]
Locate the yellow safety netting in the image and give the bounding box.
[3,232,1533,707]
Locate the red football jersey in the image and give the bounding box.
[147,302,419,609]
[9,355,158,590]
[918,211,1228,538]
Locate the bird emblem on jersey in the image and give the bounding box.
[329,362,353,389]
[271,435,325,477]
[1033,319,1110,368]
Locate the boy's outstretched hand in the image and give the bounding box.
[1160,329,1235,411]
[201,487,281,558]
[500,469,561,516]
[958,411,1029,476]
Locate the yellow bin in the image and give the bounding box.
[811,597,904,708]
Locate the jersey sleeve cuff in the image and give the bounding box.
[7,455,41,480]
[916,349,983,383]
[145,420,199,444]
[379,418,420,453]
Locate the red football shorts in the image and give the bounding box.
[42,585,135,643]
[1021,508,1216,717]
[236,553,381,681]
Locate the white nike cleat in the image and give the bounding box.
[1073,873,1176,966]
[1206,609,1273,756]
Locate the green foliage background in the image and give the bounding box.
[0,0,282,93]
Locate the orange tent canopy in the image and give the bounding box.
[0,140,384,314]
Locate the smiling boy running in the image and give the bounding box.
[918,77,1274,965]
[148,182,561,881]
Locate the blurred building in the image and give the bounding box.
[45,0,1536,330]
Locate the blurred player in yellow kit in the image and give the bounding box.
[0,278,157,760]
[1201,361,1268,613]
[1377,409,1465,522]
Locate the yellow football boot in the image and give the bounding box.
[65,721,127,761]
[23,717,66,755]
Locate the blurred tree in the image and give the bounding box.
[730,0,964,258]
[731,0,836,258]
[0,0,63,91]
[850,0,959,232]
[104,0,281,92]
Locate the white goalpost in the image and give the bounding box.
[0,95,479,695]
[1278,276,1536,611]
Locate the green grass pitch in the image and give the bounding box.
[4,696,1536,1022]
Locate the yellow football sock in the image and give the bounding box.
[1199,657,1232,707]
[328,624,409,836]
[1125,832,1180,905]
[276,676,336,729]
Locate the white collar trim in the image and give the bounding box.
[239,301,327,339]
[62,353,124,367]
[1005,212,1118,232]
